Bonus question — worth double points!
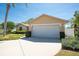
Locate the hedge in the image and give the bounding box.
[62,37,79,50]
[25,31,31,37]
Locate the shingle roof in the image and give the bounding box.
[31,14,69,23]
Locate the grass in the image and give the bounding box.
[56,49,79,56]
[0,29,3,32]
[0,34,25,41]
[0,29,3,33]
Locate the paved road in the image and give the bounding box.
[0,38,61,56]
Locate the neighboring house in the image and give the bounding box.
[28,14,68,39]
[16,23,29,31]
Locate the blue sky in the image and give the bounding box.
[0,3,79,24]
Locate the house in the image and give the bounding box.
[28,14,68,39]
[16,23,29,31]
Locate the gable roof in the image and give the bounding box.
[30,14,69,23]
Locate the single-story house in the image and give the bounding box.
[16,23,29,31]
[28,14,68,39]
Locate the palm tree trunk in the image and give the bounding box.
[3,4,10,36]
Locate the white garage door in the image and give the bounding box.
[32,24,60,39]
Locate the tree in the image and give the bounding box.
[1,21,15,33]
[74,11,79,26]
[72,11,79,40]
[2,3,27,36]
[3,3,15,36]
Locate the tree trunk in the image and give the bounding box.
[3,4,10,36]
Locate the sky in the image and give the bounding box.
[0,3,79,24]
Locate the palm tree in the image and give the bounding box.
[3,3,15,36]
[3,3,27,36]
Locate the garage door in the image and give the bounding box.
[31,24,60,39]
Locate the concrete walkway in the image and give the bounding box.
[0,38,61,56]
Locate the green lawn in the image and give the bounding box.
[0,29,3,33]
[56,49,79,56]
[0,34,25,41]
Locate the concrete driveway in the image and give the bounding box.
[0,37,61,56]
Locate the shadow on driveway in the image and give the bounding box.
[21,37,61,43]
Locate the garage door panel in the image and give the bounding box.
[32,25,60,39]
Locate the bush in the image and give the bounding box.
[74,41,79,49]
[15,31,26,34]
[11,31,16,34]
[62,37,79,50]
[12,30,27,34]
[1,21,15,33]
[16,30,27,32]
[25,31,31,37]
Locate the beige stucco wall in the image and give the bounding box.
[29,15,67,32]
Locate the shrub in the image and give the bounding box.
[62,37,79,50]
[1,21,15,33]
[15,31,26,34]
[12,30,27,34]
[16,30,27,32]
[74,40,79,49]
[25,31,31,37]
[11,31,16,34]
